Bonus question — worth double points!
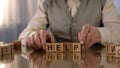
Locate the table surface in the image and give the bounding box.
[0,45,120,68]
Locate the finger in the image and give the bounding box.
[78,32,81,42]
[40,30,46,49]
[78,32,86,50]
[27,35,35,47]
[84,27,95,48]
[48,34,55,43]
[80,24,90,44]
[34,32,42,48]
[27,37,32,47]
[86,32,99,49]
[32,34,39,50]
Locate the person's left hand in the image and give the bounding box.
[78,24,101,50]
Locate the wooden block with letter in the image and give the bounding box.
[0,42,4,55]
[12,40,21,50]
[115,46,120,58]
[46,43,55,52]
[63,43,73,52]
[55,43,63,53]
[73,43,81,52]
[106,43,110,53]
[2,44,12,55]
[106,43,116,54]
[6,43,14,52]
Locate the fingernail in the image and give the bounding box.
[80,41,84,44]
[43,46,45,49]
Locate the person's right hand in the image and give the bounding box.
[27,30,55,50]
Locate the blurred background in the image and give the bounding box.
[0,0,120,43]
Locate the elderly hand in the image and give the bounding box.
[78,24,101,50]
[27,30,55,50]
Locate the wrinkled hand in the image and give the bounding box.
[27,30,55,50]
[78,24,101,50]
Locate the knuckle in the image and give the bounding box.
[84,24,90,27]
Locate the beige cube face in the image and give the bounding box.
[63,43,73,52]
[73,43,81,52]
[6,43,14,52]
[11,44,14,52]
[46,43,55,52]
[2,45,12,55]
[106,43,116,54]
[116,46,120,58]
[111,46,116,53]
[106,44,110,53]
[55,43,63,53]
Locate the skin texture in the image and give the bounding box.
[78,24,101,50]
[27,24,101,50]
[27,30,55,50]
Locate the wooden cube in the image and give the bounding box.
[55,53,63,61]
[115,46,120,58]
[73,43,81,52]
[0,47,2,55]
[63,43,73,52]
[46,43,55,52]
[7,43,14,53]
[106,43,110,53]
[55,43,63,53]
[13,40,21,50]
[0,42,4,55]
[106,43,116,54]
[2,44,12,55]
[45,53,55,61]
